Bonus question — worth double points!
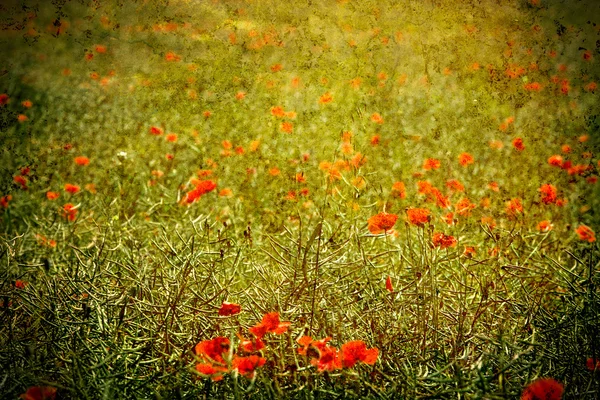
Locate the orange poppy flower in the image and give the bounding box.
[463,246,476,257]
[17,114,28,122]
[22,100,33,108]
[506,198,523,216]
[319,92,333,104]
[391,181,406,199]
[218,188,233,197]
[575,225,595,242]
[46,191,60,200]
[166,133,178,143]
[74,156,90,166]
[165,51,181,61]
[432,232,457,249]
[446,179,464,192]
[218,302,241,316]
[270,106,285,117]
[268,167,281,176]
[235,91,246,100]
[367,212,398,234]
[280,121,293,133]
[537,220,553,232]
[370,112,384,124]
[270,63,283,72]
[407,208,430,226]
[547,155,563,167]
[524,82,543,91]
[455,197,476,216]
[458,152,474,167]
[423,158,441,171]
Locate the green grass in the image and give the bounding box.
[1,0,599,398]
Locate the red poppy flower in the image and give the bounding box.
[195,337,230,364]
[149,126,163,135]
[195,363,228,381]
[19,386,57,400]
[62,203,78,221]
[0,93,9,106]
[367,212,398,234]
[311,343,341,372]
[1,195,12,208]
[512,137,525,151]
[238,335,265,353]
[232,355,266,378]
[539,184,557,205]
[64,184,80,194]
[218,302,241,316]
[521,378,563,400]
[249,312,291,338]
[385,276,393,292]
[407,208,430,226]
[185,180,217,203]
[587,357,600,371]
[340,340,379,368]
[575,225,596,242]
[14,175,28,190]
[15,280,28,289]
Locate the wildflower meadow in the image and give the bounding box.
[1,0,599,398]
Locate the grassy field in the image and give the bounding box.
[1,0,599,398]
